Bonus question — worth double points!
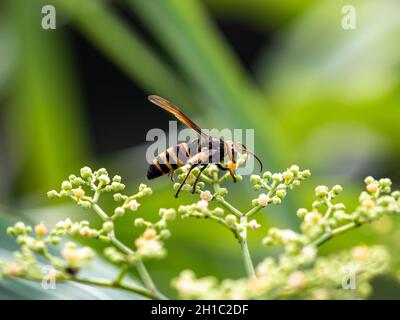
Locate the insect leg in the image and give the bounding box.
[175,163,199,198]
[191,164,208,194]
[216,164,237,183]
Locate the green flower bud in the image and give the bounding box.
[364,176,375,184]
[141,187,153,196]
[99,174,110,185]
[114,207,125,217]
[379,178,392,188]
[262,237,273,246]
[47,190,59,199]
[73,177,84,186]
[301,170,311,178]
[96,168,107,176]
[212,207,224,217]
[253,184,261,191]
[173,183,181,191]
[162,209,176,221]
[49,236,61,245]
[61,181,72,191]
[77,200,91,209]
[59,190,69,197]
[112,175,122,183]
[276,189,286,199]
[289,165,300,175]
[262,171,272,180]
[160,229,171,239]
[216,187,228,196]
[7,227,15,236]
[68,174,77,181]
[113,193,123,201]
[111,182,125,191]
[297,208,308,219]
[292,180,301,187]
[134,218,145,227]
[14,222,26,234]
[250,175,261,184]
[315,185,329,198]
[331,185,343,195]
[333,203,346,210]
[80,166,92,179]
[272,196,282,205]
[225,214,237,227]
[235,175,243,182]
[392,191,400,199]
[312,201,321,209]
[103,221,114,233]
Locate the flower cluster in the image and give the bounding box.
[250,165,311,207]
[1,167,168,299]
[173,245,389,299]
[262,176,400,254]
[3,220,94,279]
[1,163,399,300]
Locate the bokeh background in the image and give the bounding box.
[1,0,400,299]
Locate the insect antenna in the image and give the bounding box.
[239,143,263,172]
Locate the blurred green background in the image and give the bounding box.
[1,0,400,299]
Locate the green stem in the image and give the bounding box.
[113,264,129,285]
[245,205,263,217]
[212,183,242,217]
[310,222,358,247]
[239,216,256,277]
[91,190,167,299]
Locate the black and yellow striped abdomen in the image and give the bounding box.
[147,142,192,179]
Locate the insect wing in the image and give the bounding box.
[148,95,210,139]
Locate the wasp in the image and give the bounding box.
[146,95,263,197]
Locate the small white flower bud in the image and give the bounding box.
[197,200,208,211]
[272,173,283,182]
[129,200,140,211]
[257,193,270,207]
